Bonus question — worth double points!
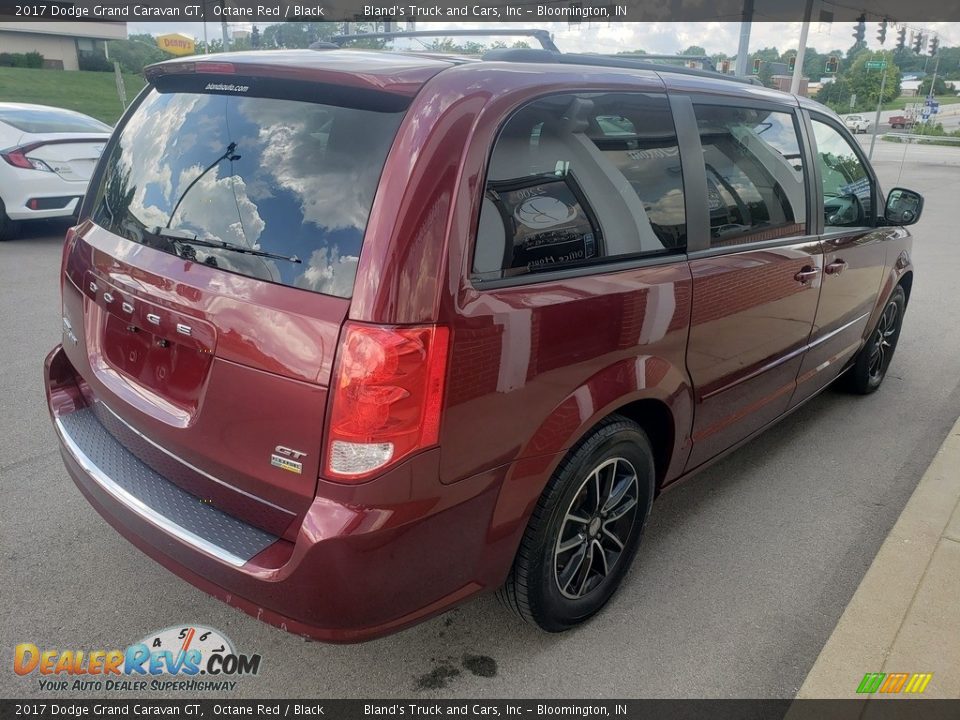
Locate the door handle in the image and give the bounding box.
[794,266,820,283]
[825,259,848,275]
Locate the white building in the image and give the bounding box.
[0,21,127,70]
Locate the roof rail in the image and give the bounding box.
[481,49,760,86]
[327,29,559,52]
[597,53,718,72]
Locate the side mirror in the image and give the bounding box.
[885,188,924,226]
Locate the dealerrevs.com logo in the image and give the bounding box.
[14,625,262,693]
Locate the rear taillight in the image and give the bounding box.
[1,145,51,172]
[325,322,450,482]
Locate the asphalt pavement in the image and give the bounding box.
[2,144,960,699]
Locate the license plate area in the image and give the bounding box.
[84,272,216,417]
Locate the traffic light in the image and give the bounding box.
[853,14,866,43]
[752,58,761,74]
[720,59,731,74]
[877,19,888,45]
[929,35,939,56]
[913,32,924,54]
[896,27,907,51]
[788,55,796,72]
[825,56,839,73]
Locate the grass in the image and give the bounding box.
[880,94,960,111]
[883,135,960,146]
[0,66,146,125]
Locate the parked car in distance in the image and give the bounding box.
[889,114,917,129]
[0,103,112,240]
[46,41,922,643]
[844,114,871,133]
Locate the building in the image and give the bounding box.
[770,74,810,96]
[0,21,127,70]
[901,79,923,96]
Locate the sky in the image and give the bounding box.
[129,20,960,55]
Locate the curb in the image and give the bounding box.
[791,415,960,700]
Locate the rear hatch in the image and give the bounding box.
[61,56,421,537]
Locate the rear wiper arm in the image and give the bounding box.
[150,227,301,264]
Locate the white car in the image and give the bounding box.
[844,114,871,134]
[0,103,112,240]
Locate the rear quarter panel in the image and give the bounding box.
[358,64,696,486]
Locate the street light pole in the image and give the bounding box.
[790,0,814,94]
[734,0,754,77]
[868,64,887,161]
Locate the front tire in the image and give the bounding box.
[497,416,655,632]
[843,285,906,394]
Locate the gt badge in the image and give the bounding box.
[271,446,306,474]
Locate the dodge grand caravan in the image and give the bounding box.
[45,42,922,642]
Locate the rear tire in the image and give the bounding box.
[497,416,655,632]
[842,285,906,394]
[0,199,21,241]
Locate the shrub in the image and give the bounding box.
[0,51,45,68]
[78,53,112,72]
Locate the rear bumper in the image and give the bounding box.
[45,344,505,643]
[2,167,86,220]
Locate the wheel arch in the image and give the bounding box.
[517,355,693,494]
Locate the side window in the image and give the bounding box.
[811,119,874,228]
[472,92,686,281]
[693,105,807,247]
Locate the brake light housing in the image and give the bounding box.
[1,144,51,172]
[324,322,450,483]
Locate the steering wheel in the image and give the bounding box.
[824,193,863,226]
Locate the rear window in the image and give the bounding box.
[90,85,405,298]
[0,106,111,134]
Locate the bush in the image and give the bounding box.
[77,53,112,72]
[0,52,44,68]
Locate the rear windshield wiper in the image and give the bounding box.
[150,227,301,264]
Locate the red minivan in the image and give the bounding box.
[45,40,922,642]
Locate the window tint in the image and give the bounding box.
[0,106,111,134]
[693,105,807,247]
[90,88,404,298]
[812,119,874,227]
[473,92,686,281]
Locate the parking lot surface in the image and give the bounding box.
[2,141,960,699]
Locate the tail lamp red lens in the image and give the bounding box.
[1,144,49,171]
[325,323,450,482]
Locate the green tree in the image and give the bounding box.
[845,50,902,110]
[107,33,173,74]
[677,45,707,57]
[260,22,341,49]
[920,75,948,96]
[815,77,852,107]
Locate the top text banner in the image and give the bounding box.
[2,0,959,22]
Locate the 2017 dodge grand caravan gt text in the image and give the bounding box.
[45,44,922,642]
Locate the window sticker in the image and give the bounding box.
[486,174,603,274]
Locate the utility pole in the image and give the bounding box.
[868,63,887,161]
[927,52,941,103]
[734,0,754,77]
[790,0,814,94]
[220,0,230,51]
